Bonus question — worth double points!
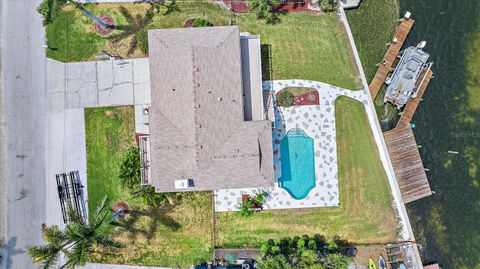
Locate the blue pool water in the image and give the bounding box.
[279,128,316,199]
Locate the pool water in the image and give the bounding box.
[279,128,316,199]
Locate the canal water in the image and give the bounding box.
[397,1,480,268]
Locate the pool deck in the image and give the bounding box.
[214,79,368,212]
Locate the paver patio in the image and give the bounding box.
[214,79,369,212]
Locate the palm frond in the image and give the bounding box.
[43,225,68,247]
[64,240,92,269]
[37,0,69,26]
[28,245,62,269]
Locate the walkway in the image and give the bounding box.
[214,79,368,212]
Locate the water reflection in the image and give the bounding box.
[398,1,480,268]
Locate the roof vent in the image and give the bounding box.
[218,97,223,101]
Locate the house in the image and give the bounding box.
[142,26,274,193]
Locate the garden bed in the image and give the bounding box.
[276,87,319,106]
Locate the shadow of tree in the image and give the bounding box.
[111,204,181,242]
[108,6,155,55]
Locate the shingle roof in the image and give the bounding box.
[148,26,274,192]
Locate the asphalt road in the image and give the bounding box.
[1,0,47,268]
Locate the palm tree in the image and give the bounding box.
[28,225,69,269]
[37,0,109,28]
[28,196,123,269]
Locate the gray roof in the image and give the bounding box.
[148,26,274,192]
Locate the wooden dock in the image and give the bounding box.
[384,127,432,203]
[382,68,434,204]
[396,68,433,129]
[369,18,415,99]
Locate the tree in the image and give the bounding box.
[259,234,352,269]
[28,225,68,269]
[37,0,108,28]
[247,0,280,24]
[319,254,351,269]
[118,147,142,189]
[28,196,123,269]
[259,255,293,269]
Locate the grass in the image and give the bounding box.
[346,0,399,82]
[84,106,213,267]
[84,106,137,211]
[215,97,397,248]
[46,1,361,89]
[46,9,105,62]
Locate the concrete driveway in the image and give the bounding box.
[45,58,151,227]
[48,58,151,110]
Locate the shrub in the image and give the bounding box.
[118,147,141,189]
[238,191,269,217]
[239,199,255,217]
[320,0,339,13]
[137,25,153,54]
[276,90,294,107]
[192,18,213,27]
[248,0,280,24]
[259,235,352,269]
[131,185,178,207]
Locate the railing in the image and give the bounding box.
[140,136,150,186]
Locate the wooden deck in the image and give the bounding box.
[397,69,433,129]
[384,127,432,203]
[369,18,415,98]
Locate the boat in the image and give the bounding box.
[369,258,377,269]
[399,263,407,269]
[378,255,387,269]
[384,42,432,109]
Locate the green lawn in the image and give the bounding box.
[346,0,399,82]
[46,9,105,62]
[215,97,397,248]
[84,106,213,267]
[47,1,360,89]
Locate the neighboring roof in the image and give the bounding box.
[148,26,274,192]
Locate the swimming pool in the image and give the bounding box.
[279,128,316,199]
